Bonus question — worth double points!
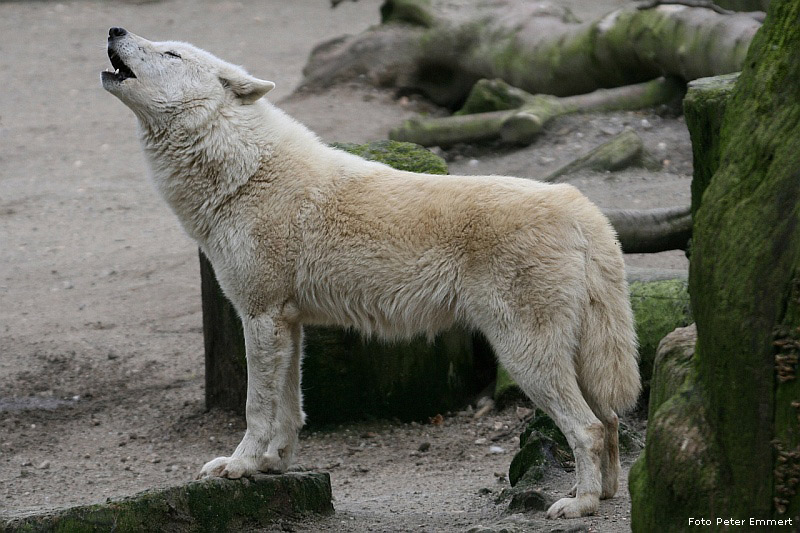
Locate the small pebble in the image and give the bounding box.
[489,446,506,454]
[37,461,50,470]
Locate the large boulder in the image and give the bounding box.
[630,0,800,527]
[629,278,692,410]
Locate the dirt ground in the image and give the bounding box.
[0,1,691,531]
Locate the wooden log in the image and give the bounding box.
[390,77,683,147]
[604,205,692,253]
[304,0,760,108]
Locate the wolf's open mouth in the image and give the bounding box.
[106,49,136,81]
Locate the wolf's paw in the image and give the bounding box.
[197,456,257,480]
[546,495,599,519]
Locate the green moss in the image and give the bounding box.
[647,325,697,419]
[689,0,800,517]
[683,73,739,218]
[454,78,529,115]
[331,140,448,175]
[508,412,573,487]
[494,364,526,407]
[633,0,800,523]
[630,372,723,531]
[629,279,692,405]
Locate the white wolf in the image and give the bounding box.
[101,27,639,519]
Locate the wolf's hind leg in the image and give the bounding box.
[493,327,604,519]
[594,406,620,499]
[536,378,604,519]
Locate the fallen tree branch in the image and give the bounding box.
[544,129,661,182]
[604,205,692,253]
[389,77,682,146]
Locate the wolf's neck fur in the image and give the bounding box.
[137,100,281,243]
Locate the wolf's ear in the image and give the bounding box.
[219,69,275,104]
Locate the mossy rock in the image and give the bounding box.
[629,278,692,409]
[330,140,449,175]
[509,412,572,487]
[509,411,643,490]
[0,473,332,533]
[683,73,739,218]
[493,364,527,408]
[648,323,697,419]
[629,374,722,531]
[454,78,531,115]
[633,0,800,523]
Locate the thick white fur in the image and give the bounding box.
[102,30,640,519]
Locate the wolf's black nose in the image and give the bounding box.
[109,27,128,39]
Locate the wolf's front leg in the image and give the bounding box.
[198,312,303,479]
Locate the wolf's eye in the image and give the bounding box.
[164,51,182,59]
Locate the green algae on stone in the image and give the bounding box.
[683,73,739,218]
[629,279,692,409]
[629,374,723,531]
[331,140,449,175]
[647,324,697,419]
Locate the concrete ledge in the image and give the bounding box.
[0,472,333,532]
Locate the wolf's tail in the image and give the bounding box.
[577,219,641,414]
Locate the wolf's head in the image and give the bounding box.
[101,28,275,129]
